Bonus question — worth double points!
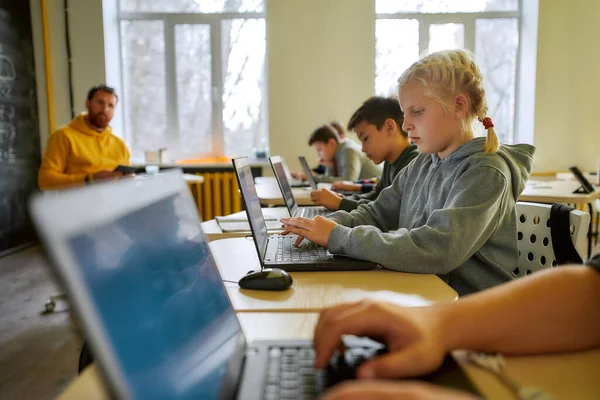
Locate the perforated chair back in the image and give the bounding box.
[515,202,590,277]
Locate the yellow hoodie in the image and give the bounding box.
[38,112,131,190]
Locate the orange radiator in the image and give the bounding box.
[187,172,242,221]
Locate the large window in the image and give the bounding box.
[376,0,520,144]
[117,0,267,160]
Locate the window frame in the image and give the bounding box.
[117,9,266,158]
[375,6,522,143]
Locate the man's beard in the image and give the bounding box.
[89,112,110,130]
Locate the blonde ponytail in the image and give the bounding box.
[483,126,499,154]
[480,116,499,154]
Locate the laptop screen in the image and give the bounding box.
[298,156,318,189]
[66,191,244,399]
[232,157,269,264]
[269,156,298,216]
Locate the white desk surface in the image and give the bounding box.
[60,312,600,400]
[209,237,457,312]
[256,176,600,206]
[182,173,204,183]
[520,180,600,204]
[132,159,270,169]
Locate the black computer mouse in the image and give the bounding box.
[238,268,293,291]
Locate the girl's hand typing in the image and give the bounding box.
[280,216,337,247]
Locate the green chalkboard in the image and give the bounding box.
[0,0,41,255]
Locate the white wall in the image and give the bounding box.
[532,0,600,172]
[33,0,600,172]
[268,0,375,171]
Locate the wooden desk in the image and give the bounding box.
[201,209,287,241]
[520,180,600,205]
[59,313,600,400]
[209,237,457,312]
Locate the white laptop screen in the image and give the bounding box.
[269,156,298,216]
[298,156,318,189]
[65,190,243,399]
[232,157,269,263]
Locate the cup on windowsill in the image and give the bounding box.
[145,165,159,175]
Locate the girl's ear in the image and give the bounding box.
[454,93,469,119]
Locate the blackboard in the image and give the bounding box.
[0,1,41,255]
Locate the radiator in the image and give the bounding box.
[187,172,242,221]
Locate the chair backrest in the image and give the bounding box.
[515,201,590,277]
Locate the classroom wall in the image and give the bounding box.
[533,0,600,172]
[33,0,600,172]
[267,0,375,171]
[31,0,106,153]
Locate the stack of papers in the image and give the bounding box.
[215,208,289,232]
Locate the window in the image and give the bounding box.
[375,0,520,144]
[117,0,267,160]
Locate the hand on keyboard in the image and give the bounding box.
[326,346,388,388]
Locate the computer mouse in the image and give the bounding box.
[238,268,293,291]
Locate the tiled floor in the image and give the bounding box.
[0,246,80,400]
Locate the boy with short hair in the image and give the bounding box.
[311,96,418,211]
[302,124,382,187]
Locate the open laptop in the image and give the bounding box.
[269,155,329,218]
[281,157,309,187]
[233,157,377,272]
[30,170,481,399]
[298,155,322,190]
[298,155,356,196]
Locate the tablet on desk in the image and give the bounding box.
[114,165,147,174]
[569,166,595,194]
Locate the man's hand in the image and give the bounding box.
[280,215,337,247]
[92,170,124,181]
[321,381,477,400]
[310,188,343,210]
[313,300,449,379]
[291,171,307,180]
[332,180,362,191]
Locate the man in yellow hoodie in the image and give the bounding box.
[38,85,131,190]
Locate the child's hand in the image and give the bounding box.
[310,188,343,210]
[280,216,337,247]
[313,301,448,378]
[290,171,307,180]
[332,180,361,191]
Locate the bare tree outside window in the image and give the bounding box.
[118,0,266,159]
[375,0,520,143]
[121,19,167,159]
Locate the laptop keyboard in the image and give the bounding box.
[300,208,327,218]
[264,346,386,399]
[276,236,329,262]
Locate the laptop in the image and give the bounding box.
[30,170,481,399]
[233,157,377,272]
[269,155,330,218]
[281,157,309,187]
[297,155,356,196]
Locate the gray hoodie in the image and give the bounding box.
[327,137,535,295]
